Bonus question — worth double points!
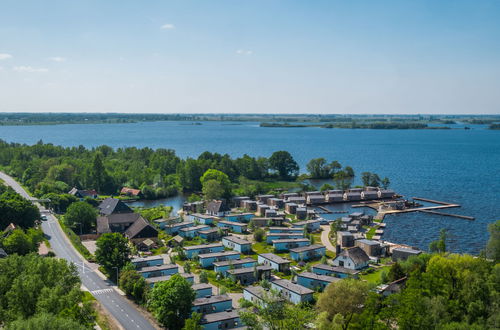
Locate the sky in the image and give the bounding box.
[0,0,499,114]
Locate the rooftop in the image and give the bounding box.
[179,225,210,232]
[357,239,380,246]
[222,235,251,245]
[297,271,339,283]
[184,243,223,250]
[227,265,272,275]
[131,255,163,263]
[201,309,240,324]
[137,264,178,273]
[145,273,194,284]
[218,220,247,226]
[213,257,256,268]
[272,279,314,295]
[290,244,325,253]
[198,251,240,259]
[193,294,232,306]
[192,283,212,291]
[272,238,310,244]
[259,253,290,264]
[312,263,359,274]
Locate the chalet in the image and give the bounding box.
[227,265,272,285]
[231,196,250,207]
[349,188,363,193]
[192,283,213,298]
[217,220,247,234]
[307,195,325,205]
[286,196,306,204]
[251,217,285,227]
[132,255,164,268]
[223,213,254,223]
[378,189,396,199]
[305,191,323,197]
[267,198,285,208]
[272,238,310,252]
[200,310,242,330]
[296,272,339,291]
[146,273,194,287]
[256,194,274,204]
[198,251,240,268]
[256,204,270,217]
[361,190,379,200]
[183,201,204,214]
[258,253,290,274]
[270,279,314,304]
[269,227,304,234]
[188,213,216,225]
[206,200,230,217]
[392,247,422,261]
[138,264,178,278]
[136,238,157,251]
[213,258,257,275]
[264,209,278,218]
[153,216,181,229]
[296,207,307,220]
[311,263,359,278]
[243,286,267,305]
[332,247,370,270]
[266,232,304,244]
[222,235,252,254]
[325,192,343,203]
[292,219,321,232]
[164,221,195,235]
[326,189,344,194]
[337,231,355,248]
[242,200,257,211]
[344,192,361,201]
[120,187,141,197]
[289,244,326,261]
[198,228,223,242]
[98,198,133,216]
[192,294,233,314]
[68,187,98,199]
[96,213,142,234]
[285,202,298,214]
[280,192,299,199]
[124,217,159,242]
[178,225,210,238]
[356,239,382,257]
[183,243,224,259]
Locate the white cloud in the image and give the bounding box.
[161,23,175,30]
[13,66,49,73]
[236,49,253,55]
[0,53,13,60]
[48,56,66,62]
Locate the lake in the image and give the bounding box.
[1,121,499,254]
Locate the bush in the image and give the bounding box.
[254,229,266,242]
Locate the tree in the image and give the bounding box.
[381,177,390,189]
[200,169,232,199]
[307,158,330,179]
[486,220,500,262]
[429,229,447,253]
[64,201,97,234]
[2,229,36,255]
[182,312,203,330]
[387,262,405,282]
[95,233,131,281]
[0,190,40,229]
[90,152,108,193]
[254,228,265,242]
[199,271,209,284]
[6,313,88,330]
[317,279,370,330]
[320,183,335,191]
[148,274,196,329]
[119,269,147,303]
[268,151,299,179]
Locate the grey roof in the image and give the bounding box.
[206,200,230,214]
[267,232,304,237]
[166,220,194,228]
[393,247,422,254]
[351,212,364,217]
[269,227,303,231]
[356,239,380,246]
[184,243,223,250]
[243,285,267,299]
[312,263,359,274]
[290,244,325,253]
[98,198,133,215]
[190,213,215,219]
[193,294,232,306]
[145,273,194,284]
[297,271,339,283]
[97,212,142,234]
[227,265,272,275]
[179,225,209,232]
[124,216,158,239]
[198,228,220,234]
[137,264,178,273]
[272,279,314,295]
[201,310,240,324]
[259,253,290,264]
[198,251,240,259]
[213,257,256,268]
[285,202,298,207]
[271,238,310,244]
[339,247,370,264]
[192,283,212,291]
[131,255,163,263]
[218,220,247,227]
[222,235,251,245]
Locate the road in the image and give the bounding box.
[320,225,336,253]
[0,172,156,330]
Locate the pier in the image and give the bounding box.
[411,197,453,205]
[418,209,475,221]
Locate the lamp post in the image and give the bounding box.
[113,267,119,283]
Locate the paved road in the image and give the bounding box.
[0,172,156,330]
[320,225,336,253]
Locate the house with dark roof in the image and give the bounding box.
[198,251,241,268]
[376,277,407,297]
[307,195,326,205]
[289,244,326,261]
[355,239,382,257]
[217,220,247,234]
[292,219,321,232]
[250,217,285,227]
[325,192,343,203]
[192,283,213,298]
[183,243,224,258]
[164,220,195,235]
[344,192,362,201]
[222,235,252,254]
[227,265,272,285]
[96,213,142,234]
[98,198,133,216]
[206,200,230,217]
[378,189,396,199]
[213,258,257,275]
[286,196,306,204]
[200,309,242,330]
[145,273,194,288]
[272,238,310,252]
[198,228,224,242]
[311,263,359,278]
[266,232,304,244]
[270,279,314,304]
[256,194,274,204]
[258,253,290,274]
[332,247,370,270]
[296,271,339,291]
[392,247,422,261]
[361,190,379,200]
[188,213,217,225]
[296,207,307,220]
[153,216,181,230]
[178,225,210,238]
[192,294,233,314]
[131,255,164,268]
[137,264,178,278]
[124,216,158,241]
[68,187,98,199]
[268,227,303,234]
[242,200,257,211]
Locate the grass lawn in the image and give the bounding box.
[360,265,391,285]
[183,236,209,246]
[205,270,244,293]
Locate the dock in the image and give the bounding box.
[411,197,452,205]
[418,209,475,221]
[316,206,333,214]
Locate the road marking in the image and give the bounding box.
[91,288,113,295]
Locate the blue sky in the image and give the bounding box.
[0,0,499,114]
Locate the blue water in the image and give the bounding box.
[1,121,499,254]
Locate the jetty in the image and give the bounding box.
[418,209,475,221]
[316,206,333,214]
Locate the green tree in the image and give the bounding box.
[307,158,330,179]
[199,271,209,284]
[381,177,390,189]
[148,274,196,329]
[182,312,203,330]
[64,201,97,234]
[486,220,500,262]
[387,262,405,282]
[95,233,131,281]
[2,229,36,255]
[254,228,266,242]
[200,169,232,199]
[6,313,88,330]
[119,269,148,303]
[429,229,447,253]
[269,151,299,179]
[0,190,40,229]
[202,179,225,200]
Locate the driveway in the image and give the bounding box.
[320,225,336,253]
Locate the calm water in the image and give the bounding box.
[1,121,499,254]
